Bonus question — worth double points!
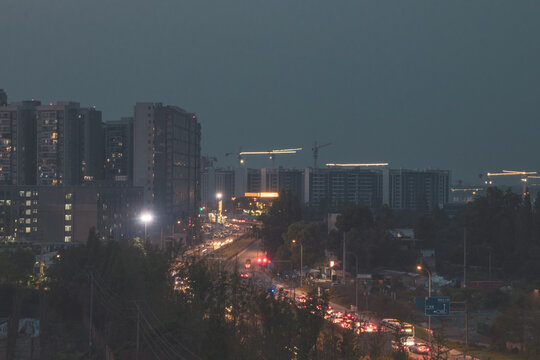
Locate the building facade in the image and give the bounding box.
[0,89,7,106]
[304,167,385,212]
[0,185,143,243]
[104,117,134,183]
[133,103,201,237]
[36,102,104,186]
[201,167,235,208]
[0,100,40,185]
[388,169,450,211]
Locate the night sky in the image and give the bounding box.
[2,1,540,183]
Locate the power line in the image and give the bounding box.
[140,311,187,360]
[142,301,202,360]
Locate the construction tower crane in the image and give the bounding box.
[312,141,331,168]
[201,155,218,171]
[226,147,302,168]
[485,170,537,198]
[325,163,389,167]
[225,148,244,168]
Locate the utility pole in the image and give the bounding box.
[300,243,303,287]
[89,272,94,357]
[488,248,492,281]
[136,302,140,360]
[465,301,469,348]
[463,228,467,288]
[342,235,346,284]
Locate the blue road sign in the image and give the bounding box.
[425,297,450,316]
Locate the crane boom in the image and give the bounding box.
[227,147,302,168]
[326,163,389,167]
[312,141,331,168]
[484,170,537,197]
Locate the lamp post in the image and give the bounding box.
[292,239,303,287]
[140,212,153,240]
[216,192,223,221]
[347,252,359,311]
[417,265,432,332]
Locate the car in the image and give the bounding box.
[409,342,430,354]
[362,322,378,333]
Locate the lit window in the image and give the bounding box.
[25,227,30,233]
[32,218,37,223]
[65,193,72,200]
[65,214,72,221]
[64,236,71,242]
[25,200,31,206]
[32,227,37,231]
[26,191,31,197]
[65,225,72,232]
[32,209,37,214]
[65,204,72,210]
[25,210,31,216]
[19,191,24,197]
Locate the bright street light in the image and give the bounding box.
[140,212,153,239]
[216,192,223,200]
[417,264,432,332]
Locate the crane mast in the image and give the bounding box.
[312,141,331,168]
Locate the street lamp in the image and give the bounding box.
[347,252,359,311]
[417,264,432,332]
[140,212,153,240]
[292,239,303,287]
[216,193,223,220]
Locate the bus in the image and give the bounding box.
[381,318,414,337]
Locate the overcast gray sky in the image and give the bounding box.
[2,0,540,184]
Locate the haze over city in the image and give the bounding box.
[3,0,540,183]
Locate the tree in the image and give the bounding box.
[425,330,450,360]
[0,247,35,360]
[281,221,326,268]
[261,190,302,258]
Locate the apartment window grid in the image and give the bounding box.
[64,192,73,242]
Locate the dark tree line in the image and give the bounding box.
[414,187,540,281]
[3,227,392,359]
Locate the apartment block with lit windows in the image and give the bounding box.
[0,100,40,185]
[0,185,143,243]
[36,102,104,186]
[133,103,200,238]
[104,117,134,183]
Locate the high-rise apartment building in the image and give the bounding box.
[388,169,450,211]
[201,168,235,207]
[0,185,143,243]
[36,102,104,186]
[0,100,40,185]
[304,167,385,212]
[133,103,200,235]
[104,117,133,183]
[0,89,7,106]
[231,168,303,199]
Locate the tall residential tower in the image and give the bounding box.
[133,103,200,237]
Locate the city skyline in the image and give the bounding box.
[3,1,540,184]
